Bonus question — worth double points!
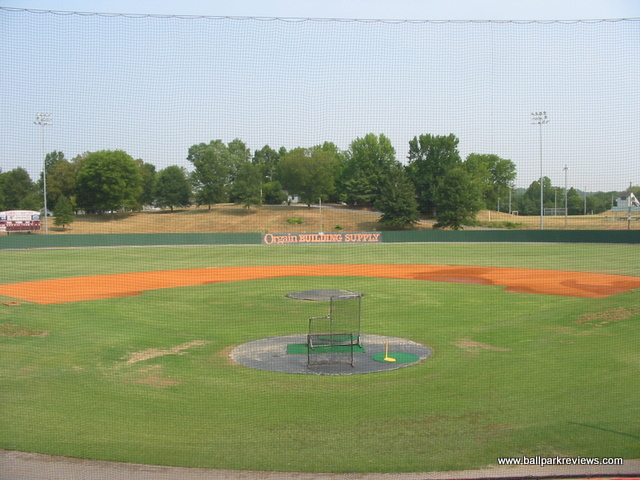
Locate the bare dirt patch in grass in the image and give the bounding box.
[217,345,237,364]
[453,338,511,353]
[131,365,181,388]
[0,323,48,337]
[123,340,210,364]
[575,307,640,327]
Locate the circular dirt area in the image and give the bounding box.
[285,289,363,301]
[229,334,431,375]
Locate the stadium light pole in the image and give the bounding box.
[318,197,323,235]
[531,111,549,230]
[563,165,568,229]
[34,113,52,234]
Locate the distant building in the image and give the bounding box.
[611,193,640,213]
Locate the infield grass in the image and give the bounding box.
[1,243,639,473]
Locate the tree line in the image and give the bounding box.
[0,133,630,229]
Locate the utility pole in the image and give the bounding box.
[531,111,549,230]
[34,113,52,234]
[563,165,568,229]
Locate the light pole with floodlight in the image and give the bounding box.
[531,111,549,229]
[34,112,52,234]
[563,165,568,229]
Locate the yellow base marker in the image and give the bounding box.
[383,340,396,362]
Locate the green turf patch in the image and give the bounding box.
[287,343,366,354]
[371,352,419,363]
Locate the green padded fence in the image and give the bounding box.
[0,233,262,250]
[381,230,640,244]
[1,230,640,250]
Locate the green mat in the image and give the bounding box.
[287,343,366,354]
[371,352,420,364]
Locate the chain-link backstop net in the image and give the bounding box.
[1,8,639,228]
[307,295,361,367]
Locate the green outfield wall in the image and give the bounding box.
[380,230,640,244]
[0,233,262,250]
[1,230,640,250]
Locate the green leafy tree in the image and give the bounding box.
[155,166,191,211]
[137,160,157,208]
[232,162,263,210]
[342,172,376,206]
[53,195,74,230]
[45,156,77,211]
[407,134,462,217]
[376,163,420,229]
[566,187,584,215]
[75,150,143,214]
[310,142,346,203]
[518,177,553,215]
[343,133,396,206]
[464,153,517,210]
[0,167,38,210]
[228,138,252,197]
[253,145,281,181]
[262,180,287,205]
[277,147,340,206]
[548,186,564,213]
[38,151,67,210]
[43,150,65,171]
[228,138,252,177]
[187,140,234,208]
[433,167,484,229]
[586,191,614,214]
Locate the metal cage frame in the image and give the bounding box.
[307,295,361,368]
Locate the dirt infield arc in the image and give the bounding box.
[1,265,640,304]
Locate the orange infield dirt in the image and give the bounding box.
[1,265,640,305]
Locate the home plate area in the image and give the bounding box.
[230,288,430,375]
[229,334,431,375]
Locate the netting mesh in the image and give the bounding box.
[308,295,361,367]
[1,8,638,202]
[329,295,362,343]
[308,296,361,345]
[2,8,640,473]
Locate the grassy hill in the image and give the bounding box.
[42,204,636,234]
[46,204,414,235]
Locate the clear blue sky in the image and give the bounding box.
[1,1,639,192]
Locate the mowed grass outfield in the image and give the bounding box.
[1,243,640,473]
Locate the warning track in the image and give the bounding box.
[1,264,640,304]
